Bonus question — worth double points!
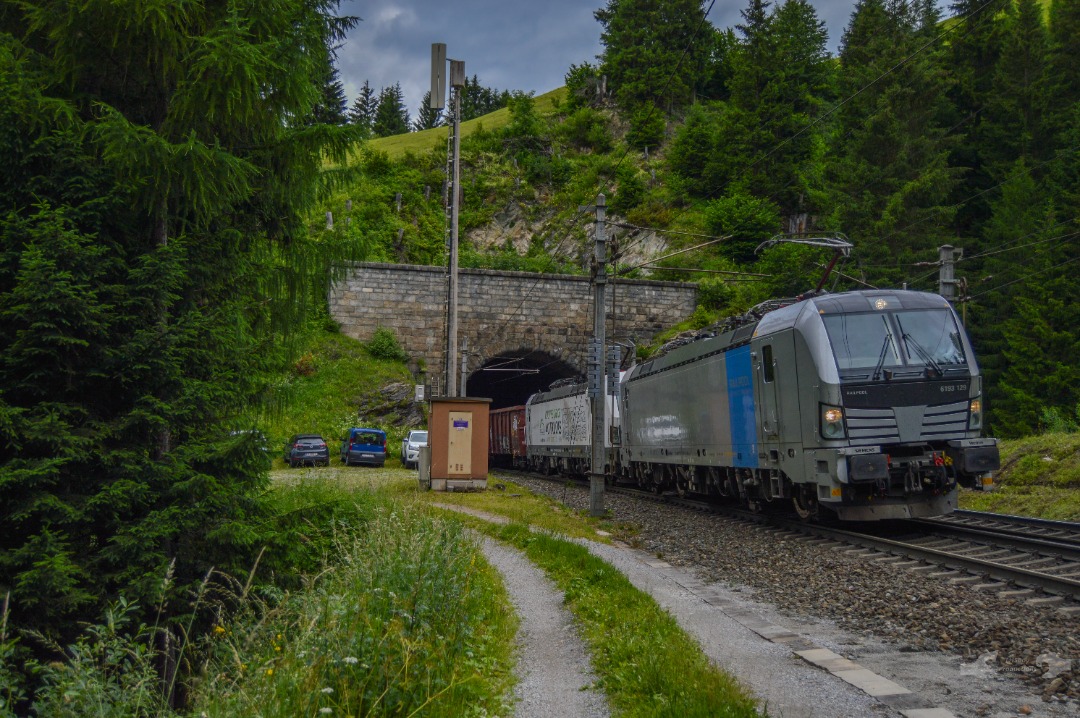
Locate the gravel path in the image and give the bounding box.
[479,537,609,718]
[508,474,1079,717]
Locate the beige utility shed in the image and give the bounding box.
[427,397,491,491]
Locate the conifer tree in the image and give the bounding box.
[1044,0,1080,140]
[981,0,1048,176]
[594,0,710,112]
[825,0,958,286]
[946,0,1009,236]
[313,66,349,125]
[372,83,410,137]
[724,0,833,214]
[0,0,362,665]
[414,91,443,130]
[350,79,378,133]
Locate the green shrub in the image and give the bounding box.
[365,326,408,363]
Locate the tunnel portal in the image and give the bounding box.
[464,350,580,409]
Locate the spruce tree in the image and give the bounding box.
[1044,0,1080,141]
[981,0,1048,176]
[825,0,958,286]
[414,91,443,130]
[313,66,349,125]
[0,0,361,668]
[349,79,378,133]
[723,0,833,214]
[594,0,710,112]
[946,0,1009,236]
[372,83,410,137]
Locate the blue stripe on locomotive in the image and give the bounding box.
[725,345,758,468]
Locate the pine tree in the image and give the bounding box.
[372,83,410,137]
[349,79,378,133]
[0,0,362,667]
[594,0,710,112]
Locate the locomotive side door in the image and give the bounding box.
[756,331,800,464]
[757,343,781,445]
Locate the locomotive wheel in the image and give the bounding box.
[793,489,819,522]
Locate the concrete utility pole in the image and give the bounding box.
[938,244,961,301]
[433,42,465,397]
[589,194,608,517]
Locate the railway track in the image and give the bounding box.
[498,469,1080,605]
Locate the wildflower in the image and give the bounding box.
[265,668,274,677]
[319,709,332,715]
[275,645,282,652]
[342,657,358,665]
[321,687,334,694]
[213,625,226,636]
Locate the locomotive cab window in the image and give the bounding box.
[762,345,775,383]
[822,308,968,377]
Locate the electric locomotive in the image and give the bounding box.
[617,289,999,520]
[524,378,619,476]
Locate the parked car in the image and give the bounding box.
[285,434,330,467]
[400,430,429,469]
[341,428,387,467]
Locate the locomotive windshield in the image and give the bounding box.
[823,308,967,376]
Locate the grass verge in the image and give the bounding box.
[194,498,517,717]
[958,432,1080,520]
[473,522,759,718]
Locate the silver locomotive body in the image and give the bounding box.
[617,290,999,520]
[525,380,619,476]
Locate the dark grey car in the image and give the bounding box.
[285,434,330,467]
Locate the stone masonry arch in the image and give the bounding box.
[329,262,698,391]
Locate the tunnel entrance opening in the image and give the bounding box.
[465,350,580,409]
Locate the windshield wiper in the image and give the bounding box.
[901,332,944,377]
[872,331,894,381]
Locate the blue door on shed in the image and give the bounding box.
[726,345,759,468]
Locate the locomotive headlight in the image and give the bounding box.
[820,404,846,440]
[969,397,983,430]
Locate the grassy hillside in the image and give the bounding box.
[263,330,420,467]
[363,87,568,159]
[960,432,1080,519]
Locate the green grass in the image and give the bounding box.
[363,87,568,159]
[193,491,517,718]
[958,432,1080,519]
[484,523,758,718]
[263,330,416,467]
[421,476,639,541]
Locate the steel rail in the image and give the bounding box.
[494,469,1080,600]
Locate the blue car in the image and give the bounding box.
[341,428,387,467]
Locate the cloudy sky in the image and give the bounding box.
[335,1,930,118]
